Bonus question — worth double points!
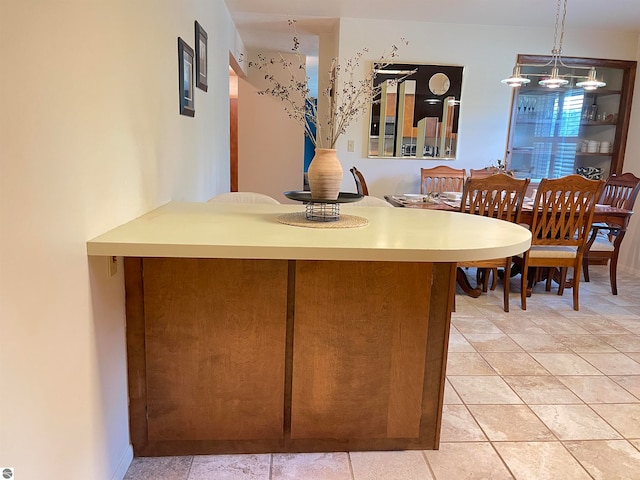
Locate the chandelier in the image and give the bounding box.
[501,0,606,90]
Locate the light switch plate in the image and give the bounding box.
[108,256,118,277]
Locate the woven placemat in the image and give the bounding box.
[276,212,368,229]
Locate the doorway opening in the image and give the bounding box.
[229,58,240,191]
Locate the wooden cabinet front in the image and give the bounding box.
[291,260,431,440]
[124,257,454,456]
[142,258,288,442]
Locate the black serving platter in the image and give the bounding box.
[284,191,363,204]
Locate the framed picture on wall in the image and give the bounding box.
[178,37,195,117]
[195,21,208,91]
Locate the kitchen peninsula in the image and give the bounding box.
[87,202,531,456]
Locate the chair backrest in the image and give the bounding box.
[470,167,500,179]
[599,172,640,210]
[461,173,530,223]
[350,166,369,196]
[207,192,281,204]
[420,166,466,194]
[529,175,604,248]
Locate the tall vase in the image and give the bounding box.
[307,148,343,200]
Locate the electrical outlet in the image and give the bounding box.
[108,256,118,277]
[347,140,355,152]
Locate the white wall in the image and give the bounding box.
[335,18,639,196]
[615,36,640,273]
[336,18,640,274]
[0,1,234,479]
[238,52,305,203]
[317,25,340,148]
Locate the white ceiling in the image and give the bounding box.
[225,0,640,54]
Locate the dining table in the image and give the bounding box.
[385,194,633,225]
[385,193,634,292]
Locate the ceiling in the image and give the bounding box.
[225,0,640,54]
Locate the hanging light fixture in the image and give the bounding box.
[501,0,605,90]
[501,65,531,86]
[576,67,607,90]
[537,0,569,88]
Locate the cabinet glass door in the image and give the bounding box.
[506,56,636,182]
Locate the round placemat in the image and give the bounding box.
[276,212,368,229]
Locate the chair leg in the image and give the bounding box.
[557,268,568,296]
[583,255,591,282]
[502,259,511,312]
[490,268,498,291]
[475,268,495,293]
[477,268,490,293]
[610,251,620,295]
[573,265,582,311]
[545,268,553,291]
[520,259,528,310]
[526,268,535,297]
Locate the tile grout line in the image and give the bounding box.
[185,456,194,480]
[346,452,355,480]
[419,448,437,479]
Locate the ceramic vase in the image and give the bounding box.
[307,148,343,200]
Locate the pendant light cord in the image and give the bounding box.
[552,0,568,63]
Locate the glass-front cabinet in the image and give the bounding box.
[506,55,636,182]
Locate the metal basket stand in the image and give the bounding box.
[304,202,341,222]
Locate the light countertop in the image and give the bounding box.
[86,202,532,262]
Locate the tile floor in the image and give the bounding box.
[124,267,640,479]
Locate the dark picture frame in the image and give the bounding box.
[178,37,195,117]
[195,21,208,92]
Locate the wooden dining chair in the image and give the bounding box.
[420,165,466,194]
[515,175,604,311]
[583,172,640,294]
[350,166,369,196]
[457,173,530,312]
[470,167,500,179]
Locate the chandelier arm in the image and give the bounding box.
[515,72,590,79]
[516,62,594,72]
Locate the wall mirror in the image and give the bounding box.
[368,64,464,159]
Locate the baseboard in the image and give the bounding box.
[111,444,134,480]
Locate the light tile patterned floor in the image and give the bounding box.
[124,267,640,480]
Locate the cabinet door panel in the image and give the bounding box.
[290,260,432,439]
[142,258,289,441]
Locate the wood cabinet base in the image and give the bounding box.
[125,257,455,456]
